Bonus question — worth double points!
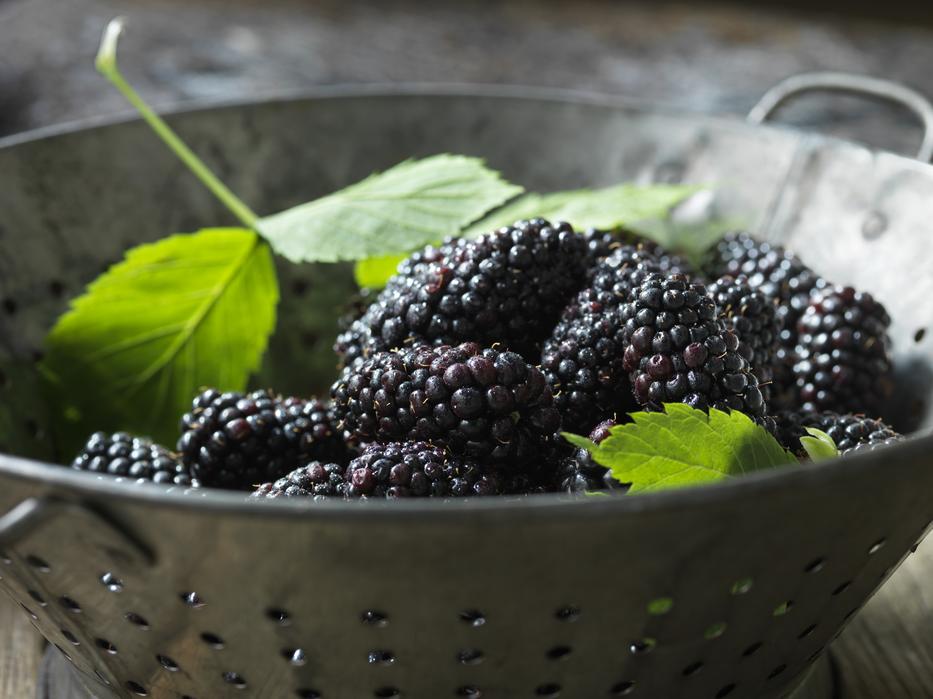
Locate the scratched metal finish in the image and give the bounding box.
[0,89,931,699]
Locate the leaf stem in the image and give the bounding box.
[95,18,259,229]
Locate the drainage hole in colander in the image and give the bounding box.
[296,690,321,699]
[362,610,389,627]
[26,555,50,572]
[59,596,82,613]
[915,328,926,343]
[682,661,704,677]
[547,646,572,661]
[101,572,124,592]
[48,279,65,298]
[20,604,37,620]
[832,581,852,596]
[460,609,486,626]
[95,638,117,654]
[374,687,400,698]
[773,601,793,616]
[125,612,150,630]
[704,623,727,640]
[742,642,763,657]
[157,655,179,672]
[647,597,673,615]
[555,606,581,622]
[715,684,736,698]
[282,648,307,666]
[457,648,484,665]
[610,680,635,696]
[629,638,656,655]
[266,607,291,625]
[369,650,396,666]
[797,624,817,639]
[768,664,787,679]
[27,590,46,607]
[456,686,482,698]
[868,538,886,555]
[125,680,147,696]
[2,298,17,315]
[93,670,110,686]
[181,695,197,699]
[24,418,41,439]
[181,592,205,608]
[222,672,247,689]
[61,629,79,645]
[804,558,825,574]
[534,683,561,697]
[201,632,225,649]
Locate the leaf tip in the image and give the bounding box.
[95,17,127,76]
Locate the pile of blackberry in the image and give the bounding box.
[68,221,904,498]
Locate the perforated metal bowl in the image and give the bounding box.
[1,75,933,699]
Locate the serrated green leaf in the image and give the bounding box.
[354,253,409,289]
[586,404,795,493]
[463,183,698,237]
[258,155,522,263]
[42,228,278,452]
[800,427,839,462]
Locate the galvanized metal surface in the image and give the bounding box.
[0,86,932,699]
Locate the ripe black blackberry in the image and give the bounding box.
[540,245,663,432]
[252,461,348,499]
[344,442,507,497]
[72,432,195,486]
[334,219,590,364]
[581,228,693,278]
[178,389,346,490]
[775,411,901,455]
[330,342,560,463]
[620,273,766,417]
[794,286,893,415]
[705,232,828,408]
[555,419,626,493]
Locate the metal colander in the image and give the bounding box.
[1,75,933,699]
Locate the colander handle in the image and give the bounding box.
[748,71,933,163]
[0,497,153,567]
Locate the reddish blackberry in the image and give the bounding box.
[344,442,507,497]
[556,419,626,493]
[540,245,663,432]
[71,432,195,486]
[252,461,348,499]
[330,342,560,463]
[178,389,346,490]
[620,273,766,417]
[794,286,893,415]
[776,411,901,455]
[705,232,828,408]
[334,219,590,364]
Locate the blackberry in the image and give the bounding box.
[71,432,195,486]
[555,419,626,493]
[344,442,507,497]
[540,245,663,432]
[794,286,893,415]
[580,228,693,278]
[705,232,828,408]
[334,219,590,364]
[330,342,560,463]
[252,461,348,499]
[769,411,811,459]
[777,411,901,455]
[178,389,346,490]
[620,273,766,417]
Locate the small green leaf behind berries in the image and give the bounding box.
[800,427,840,462]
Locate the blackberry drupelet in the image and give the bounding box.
[330,342,560,462]
[72,432,195,486]
[252,461,348,499]
[620,273,766,417]
[705,232,828,408]
[178,389,346,490]
[555,419,626,493]
[776,411,901,455]
[334,219,590,364]
[540,245,662,432]
[794,286,893,415]
[344,442,506,497]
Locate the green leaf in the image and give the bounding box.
[800,427,839,462]
[582,404,795,493]
[561,432,598,452]
[354,253,409,289]
[42,228,278,452]
[258,155,522,263]
[631,215,748,268]
[463,183,698,237]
